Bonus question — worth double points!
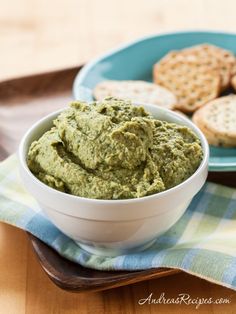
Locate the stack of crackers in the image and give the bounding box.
[93,44,236,147]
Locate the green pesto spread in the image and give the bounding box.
[27,97,203,199]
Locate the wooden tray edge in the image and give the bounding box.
[28,234,180,293]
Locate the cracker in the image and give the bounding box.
[193,115,219,146]
[93,80,177,109]
[193,109,236,147]
[182,44,235,90]
[153,52,221,113]
[192,95,236,147]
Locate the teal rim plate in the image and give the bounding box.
[72,30,236,172]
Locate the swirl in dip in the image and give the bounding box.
[27,97,203,199]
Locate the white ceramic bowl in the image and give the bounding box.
[18,103,209,256]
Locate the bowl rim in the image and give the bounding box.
[18,102,209,204]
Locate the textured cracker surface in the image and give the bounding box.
[193,95,236,147]
[153,52,221,112]
[182,44,236,90]
[93,80,177,109]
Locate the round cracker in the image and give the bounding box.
[153,52,221,113]
[93,80,177,109]
[192,95,236,146]
[195,95,236,138]
[182,44,236,90]
[193,109,236,147]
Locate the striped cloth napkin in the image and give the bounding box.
[1,155,236,290]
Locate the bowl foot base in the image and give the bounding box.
[76,238,156,257]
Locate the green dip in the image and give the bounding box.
[27,97,203,199]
